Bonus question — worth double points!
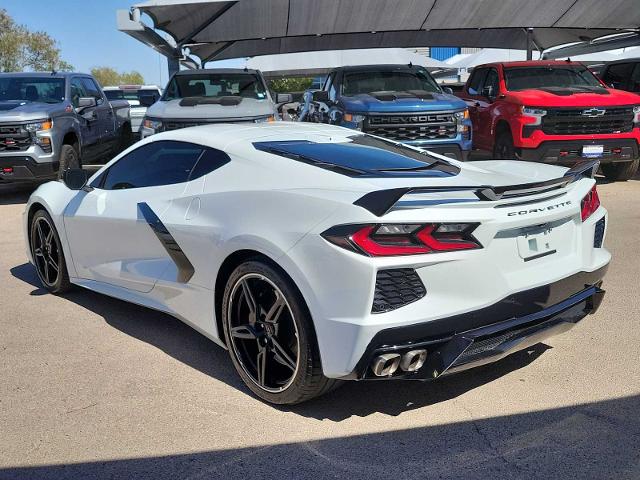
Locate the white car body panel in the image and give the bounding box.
[24,123,610,378]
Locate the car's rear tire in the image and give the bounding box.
[29,209,71,294]
[601,159,639,181]
[221,259,337,404]
[493,131,516,159]
[57,144,80,180]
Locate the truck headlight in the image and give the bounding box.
[25,119,53,132]
[633,105,640,126]
[454,109,469,121]
[254,115,276,123]
[521,106,547,125]
[142,118,163,132]
[343,113,366,130]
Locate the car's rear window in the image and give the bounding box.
[253,135,459,178]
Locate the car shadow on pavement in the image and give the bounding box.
[11,261,551,420]
[0,183,38,205]
[1,394,638,480]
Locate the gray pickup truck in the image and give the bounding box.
[0,72,131,183]
[140,69,290,138]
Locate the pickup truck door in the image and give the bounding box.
[463,68,488,149]
[473,68,501,152]
[81,77,116,154]
[70,77,100,158]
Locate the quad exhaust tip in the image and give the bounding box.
[400,349,428,372]
[371,349,428,377]
[371,353,401,377]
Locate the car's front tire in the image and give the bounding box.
[221,259,337,404]
[29,209,71,294]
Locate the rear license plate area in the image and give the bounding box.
[582,145,604,158]
[516,226,557,262]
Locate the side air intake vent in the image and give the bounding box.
[372,269,426,314]
[594,217,605,248]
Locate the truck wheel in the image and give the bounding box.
[494,132,516,159]
[601,159,639,181]
[57,144,79,180]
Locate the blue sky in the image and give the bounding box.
[3,0,171,86]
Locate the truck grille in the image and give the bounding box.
[363,113,457,142]
[542,106,634,135]
[0,125,32,152]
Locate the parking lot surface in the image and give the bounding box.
[1,175,639,480]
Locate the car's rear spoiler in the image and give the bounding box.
[354,160,599,216]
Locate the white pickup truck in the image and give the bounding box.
[140,69,291,138]
[103,85,162,134]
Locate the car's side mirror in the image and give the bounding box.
[276,93,293,104]
[139,95,156,107]
[76,97,97,111]
[63,168,88,190]
[312,90,330,103]
[442,86,454,95]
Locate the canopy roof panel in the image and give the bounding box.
[122,0,640,64]
[241,48,450,77]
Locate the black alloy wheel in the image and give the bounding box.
[222,260,338,404]
[30,210,71,294]
[227,273,300,393]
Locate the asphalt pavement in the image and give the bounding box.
[0,174,639,480]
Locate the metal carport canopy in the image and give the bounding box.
[119,0,640,65]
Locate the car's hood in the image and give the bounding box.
[0,100,60,122]
[147,98,275,120]
[340,92,468,113]
[505,87,640,107]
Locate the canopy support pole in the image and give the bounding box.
[526,28,534,60]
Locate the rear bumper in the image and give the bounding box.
[0,155,57,182]
[346,264,608,380]
[517,139,639,165]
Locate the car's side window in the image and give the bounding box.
[602,63,634,90]
[96,141,230,190]
[81,78,104,105]
[324,72,338,101]
[70,78,88,108]
[482,68,500,98]
[629,63,640,92]
[467,68,487,95]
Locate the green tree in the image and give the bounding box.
[90,67,121,87]
[91,67,145,87]
[119,71,145,85]
[0,9,73,72]
[269,77,314,93]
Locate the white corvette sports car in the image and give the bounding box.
[24,123,609,404]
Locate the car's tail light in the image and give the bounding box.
[321,223,481,256]
[581,185,600,222]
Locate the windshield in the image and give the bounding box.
[504,66,603,91]
[342,69,441,96]
[105,89,160,103]
[163,73,268,100]
[0,77,65,103]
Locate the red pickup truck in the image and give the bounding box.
[459,60,640,180]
